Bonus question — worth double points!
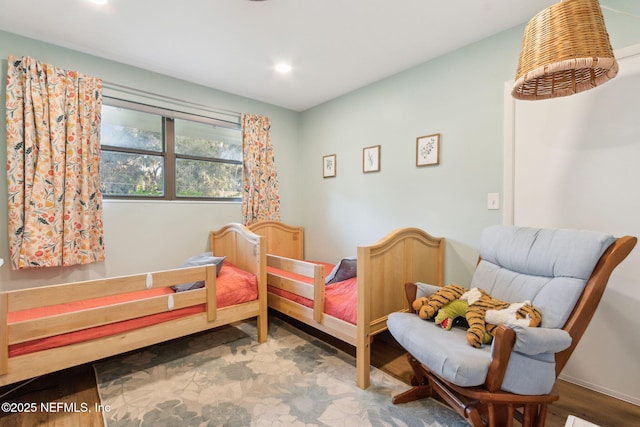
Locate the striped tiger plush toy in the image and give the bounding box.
[411,284,467,320]
[461,287,542,348]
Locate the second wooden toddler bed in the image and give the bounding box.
[0,223,267,387]
[248,220,444,389]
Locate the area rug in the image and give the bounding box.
[94,317,466,426]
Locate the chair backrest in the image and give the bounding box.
[470,225,636,373]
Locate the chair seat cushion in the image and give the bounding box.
[388,312,492,387]
[388,312,560,394]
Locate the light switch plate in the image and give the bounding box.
[488,193,500,210]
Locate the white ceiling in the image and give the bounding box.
[0,0,557,112]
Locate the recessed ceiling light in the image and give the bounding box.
[275,63,292,73]
[90,0,108,5]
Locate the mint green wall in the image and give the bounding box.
[0,30,301,289]
[298,28,521,284]
[298,2,640,286]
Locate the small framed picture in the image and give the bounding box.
[323,154,336,178]
[416,134,440,167]
[363,145,381,173]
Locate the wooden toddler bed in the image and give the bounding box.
[248,220,444,389]
[0,223,267,387]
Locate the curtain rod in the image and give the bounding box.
[101,80,243,118]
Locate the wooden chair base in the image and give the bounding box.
[393,353,558,427]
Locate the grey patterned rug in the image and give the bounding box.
[94,317,466,426]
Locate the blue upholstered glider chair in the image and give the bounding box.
[388,225,636,427]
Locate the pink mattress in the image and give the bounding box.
[8,262,257,357]
[267,261,357,325]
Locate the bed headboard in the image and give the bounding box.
[357,227,444,319]
[247,221,304,259]
[210,223,265,278]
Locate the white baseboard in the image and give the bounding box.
[558,374,640,407]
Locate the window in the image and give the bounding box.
[100,99,242,201]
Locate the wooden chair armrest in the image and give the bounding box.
[404,282,418,308]
[484,324,516,392]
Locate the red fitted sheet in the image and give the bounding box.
[267,261,357,325]
[8,263,257,357]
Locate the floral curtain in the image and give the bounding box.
[5,55,105,269]
[241,114,281,226]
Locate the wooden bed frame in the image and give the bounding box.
[0,223,267,387]
[248,220,444,389]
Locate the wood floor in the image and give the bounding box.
[2,315,639,426]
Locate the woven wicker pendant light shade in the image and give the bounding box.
[512,0,618,100]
